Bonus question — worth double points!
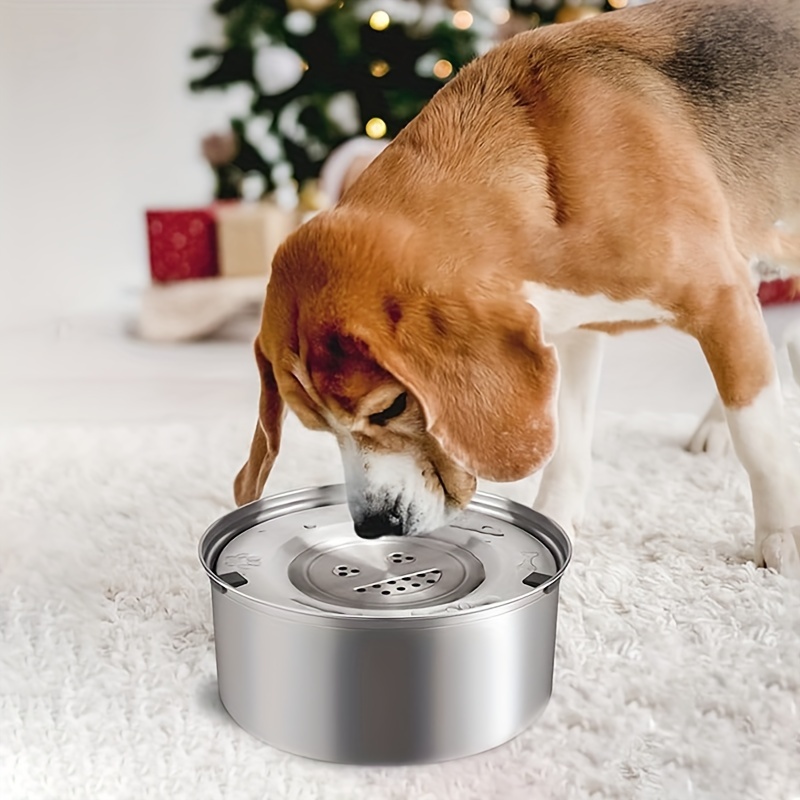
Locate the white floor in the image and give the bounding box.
[3,314,800,799]
[0,303,798,426]
[3,303,800,800]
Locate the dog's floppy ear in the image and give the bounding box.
[366,292,558,482]
[233,339,285,506]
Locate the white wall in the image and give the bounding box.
[0,0,241,327]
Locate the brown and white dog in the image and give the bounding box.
[235,0,800,577]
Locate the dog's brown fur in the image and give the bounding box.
[235,0,800,550]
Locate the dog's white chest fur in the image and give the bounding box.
[523,282,675,337]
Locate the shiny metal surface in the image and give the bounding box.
[287,537,485,610]
[205,486,565,620]
[199,485,571,764]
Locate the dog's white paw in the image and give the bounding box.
[687,398,733,458]
[758,529,800,579]
[687,417,732,457]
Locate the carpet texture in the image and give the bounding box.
[1,402,799,800]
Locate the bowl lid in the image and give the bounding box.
[199,485,570,621]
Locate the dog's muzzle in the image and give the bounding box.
[353,510,406,539]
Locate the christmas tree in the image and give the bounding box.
[191,0,622,203]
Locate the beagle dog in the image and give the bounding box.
[235,0,800,578]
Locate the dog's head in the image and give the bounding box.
[234,209,558,537]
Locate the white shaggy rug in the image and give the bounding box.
[2,402,800,800]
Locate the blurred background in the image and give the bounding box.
[0,0,797,426]
[1,0,216,325]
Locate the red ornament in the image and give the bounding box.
[146,208,219,283]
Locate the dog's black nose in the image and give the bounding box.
[354,513,404,539]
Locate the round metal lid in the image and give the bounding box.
[287,537,485,610]
[201,485,570,620]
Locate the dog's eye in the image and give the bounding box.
[369,392,407,426]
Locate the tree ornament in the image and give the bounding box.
[415,52,439,78]
[284,10,317,36]
[253,45,306,95]
[240,172,267,201]
[327,92,361,136]
[201,131,237,167]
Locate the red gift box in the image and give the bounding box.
[146,208,219,283]
[758,278,800,306]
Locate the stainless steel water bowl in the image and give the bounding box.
[199,485,571,765]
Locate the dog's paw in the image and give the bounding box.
[687,416,732,457]
[758,529,800,579]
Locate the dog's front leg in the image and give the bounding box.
[695,288,800,578]
[533,329,605,538]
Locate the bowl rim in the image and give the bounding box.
[198,484,572,625]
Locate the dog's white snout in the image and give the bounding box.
[339,439,448,537]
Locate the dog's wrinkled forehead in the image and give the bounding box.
[305,327,393,414]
